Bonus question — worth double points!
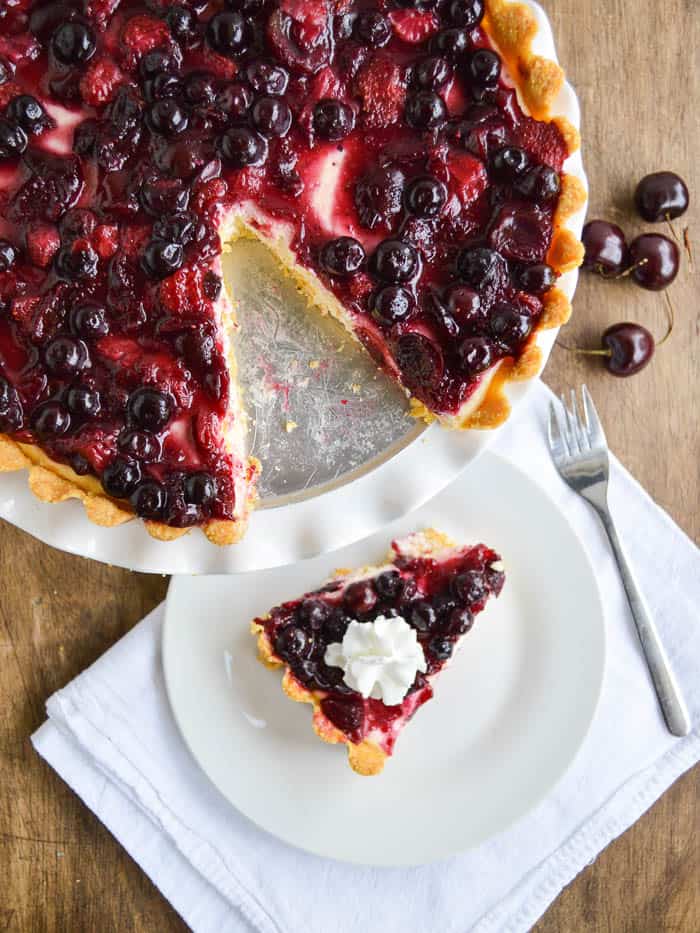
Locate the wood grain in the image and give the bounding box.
[1,1,698,930]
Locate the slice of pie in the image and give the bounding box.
[251,529,505,774]
[0,0,585,543]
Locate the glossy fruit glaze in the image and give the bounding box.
[0,0,568,527]
[257,541,504,751]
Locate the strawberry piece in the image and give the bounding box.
[92,223,119,259]
[187,45,238,81]
[119,15,170,71]
[71,425,119,472]
[85,0,122,31]
[355,55,406,129]
[159,265,210,316]
[95,335,141,366]
[10,295,40,330]
[388,10,439,44]
[192,178,229,218]
[267,0,331,74]
[26,224,60,269]
[80,57,125,107]
[119,222,150,259]
[195,409,225,456]
[227,166,266,202]
[446,151,488,206]
[518,117,569,172]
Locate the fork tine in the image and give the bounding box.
[581,384,608,448]
[560,392,580,455]
[570,388,590,451]
[548,401,568,458]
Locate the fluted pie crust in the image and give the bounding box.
[0,0,586,543]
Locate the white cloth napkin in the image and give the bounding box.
[32,381,700,933]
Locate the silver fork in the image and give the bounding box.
[548,385,691,737]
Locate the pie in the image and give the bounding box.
[251,528,505,774]
[0,0,586,544]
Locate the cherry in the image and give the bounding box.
[127,387,173,432]
[628,233,679,290]
[51,21,96,66]
[312,99,355,141]
[413,56,452,90]
[404,176,447,217]
[405,91,447,129]
[355,12,392,47]
[371,285,415,325]
[581,220,629,275]
[466,49,501,88]
[445,284,482,327]
[320,237,365,277]
[218,126,268,167]
[354,165,405,230]
[456,246,507,292]
[395,332,444,389]
[206,12,250,58]
[448,0,485,27]
[457,336,492,375]
[184,471,217,506]
[490,146,529,183]
[131,480,168,520]
[516,263,556,295]
[514,165,560,203]
[102,457,142,499]
[369,239,420,283]
[430,28,469,60]
[6,96,51,136]
[634,171,689,223]
[319,696,364,741]
[489,302,532,349]
[0,120,28,161]
[602,323,655,377]
[251,96,292,137]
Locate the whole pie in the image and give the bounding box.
[0,0,585,544]
[252,529,505,774]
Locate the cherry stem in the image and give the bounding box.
[595,257,648,280]
[556,341,612,358]
[665,216,680,244]
[683,226,694,272]
[658,290,675,347]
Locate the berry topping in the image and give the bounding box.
[33,402,71,438]
[0,240,17,271]
[127,387,173,431]
[516,263,555,295]
[457,336,492,375]
[66,386,101,418]
[251,96,293,137]
[404,176,447,218]
[395,332,444,389]
[634,171,689,223]
[44,336,90,376]
[490,146,530,183]
[405,90,447,128]
[131,480,168,520]
[320,237,365,278]
[184,471,217,506]
[0,119,27,160]
[456,246,507,293]
[344,580,377,615]
[467,49,501,88]
[448,0,485,27]
[146,99,189,136]
[245,61,290,96]
[413,55,451,90]
[371,285,414,325]
[218,126,268,167]
[102,457,142,499]
[312,99,355,140]
[69,303,109,338]
[141,239,184,279]
[6,95,51,135]
[369,239,420,283]
[355,12,392,48]
[206,12,250,58]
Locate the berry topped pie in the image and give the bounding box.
[0,0,585,543]
[252,529,505,774]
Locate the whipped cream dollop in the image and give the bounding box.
[324,615,427,706]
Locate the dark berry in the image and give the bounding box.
[371,285,414,325]
[602,322,655,377]
[320,237,365,277]
[206,11,250,58]
[489,302,532,349]
[298,598,331,628]
[0,239,17,272]
[312,99,355,141]
[6,95,51,135]
[405,90,447,129]
[127,387,173,431]
[102,457,142,499]
[375,570,403,600]
[582,221,629,275]
[184,72,217,106]
[0,119,28,160]
[404,176,447,217]
[319,696,364,741]
[151,212,198,246]
[69,302,109,339]
[323,610,350,644]
[430,28,469,59]
[251,96,292,137]
[426,290,460,337]
[457,336,493,375]
[184,471,218,506]
[517,263,556,295]
[51,21,96,66]
[428,636,453,661]
[490,146,530,183]
[44,336,90,376]
[143,73,181,105]
[354,165,405,229]
[146,99,189,136]
[467,49,501,87]
[629,233,679,290]
[344,580,377,615]
[139,49,174,80]
[218,126,268,167]
[33,402,70,438]
[456,246,507,292]
[448,0,485,27]
[66,385,101,418]
[369,239,420,283]
[514,165,561,203]
[413,56,452,90]
[118,430,161,461]
[634,171,689,223]
[395,332,444,389]
[54,243,99,281]
[59,208,96,240]
[451,569,487,605]
[245,60,289,96]
[0,58,11,85]
[275,625,310,661]
[166,6,197,42]
[130,480,168,520]
[215,81,252,119]
[70,453,90,476]
[445,606,474,635]
[409,599,437,631]
[141,240,184,279]
[445,284,482,327]
[139,178,190,217]
[355,12,391,47]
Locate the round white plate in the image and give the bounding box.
[163,452,606,866]
[0,2,587,574]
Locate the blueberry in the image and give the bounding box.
[446,606,474,635]
[404,176,447,218]
[130,480,169,520]
[215,81,253,119]
[298,598,331,628]
[490,146,530,183]
[455,246,506,292]
[146,99,189,136]
[69,302,109,339]
[245,60,289,96]
[355,12,392,47]
[457,336,493,375]
[344,580,377,615]
[118,430,161,461]
[184,471,216,505]
[127,387,173,432]
[139,178,190,217]
[371,286,414,325]
[0,240,18,272]
[6,95,51,135]
[409,599,437,631]
[312,99,355,141]
[323,610,350,644]
[251,96,292,137]
[275,625,310,661]
[44,336,90,376]
[33,402,71,438]
[151,211,199,246]
[448,0,485,27]
[451,569,487,604]
[428,636,453,661]
[467,49,501,88]
[319,696,364,740]
[405,91,447,129]
[165,6,197,43]
[0,120,28,160]
[66,385,101,417]
[102,457,142,499]
[51,21,96,66]
[54,243,99,281]
[375,570,403,600]
[413,56,452,90]
[430,28,469,59]
[218,126,268,167]
[514,165,561,203]
[143,73,181,105]
[369,239,420,283]
[206,12,250,58]
[320,237,365,277]
[140,240,184,280]
[489,302,532,348]
[184,72,217,106]
[139,49,174,81]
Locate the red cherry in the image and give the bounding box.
[602,323,655,377]
[628,234,679,291]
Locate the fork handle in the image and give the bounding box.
[596,509,691,737]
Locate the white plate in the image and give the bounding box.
[163,452,606,866]
[0,1,587,574]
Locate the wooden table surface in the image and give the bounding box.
[1,1,698,930]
